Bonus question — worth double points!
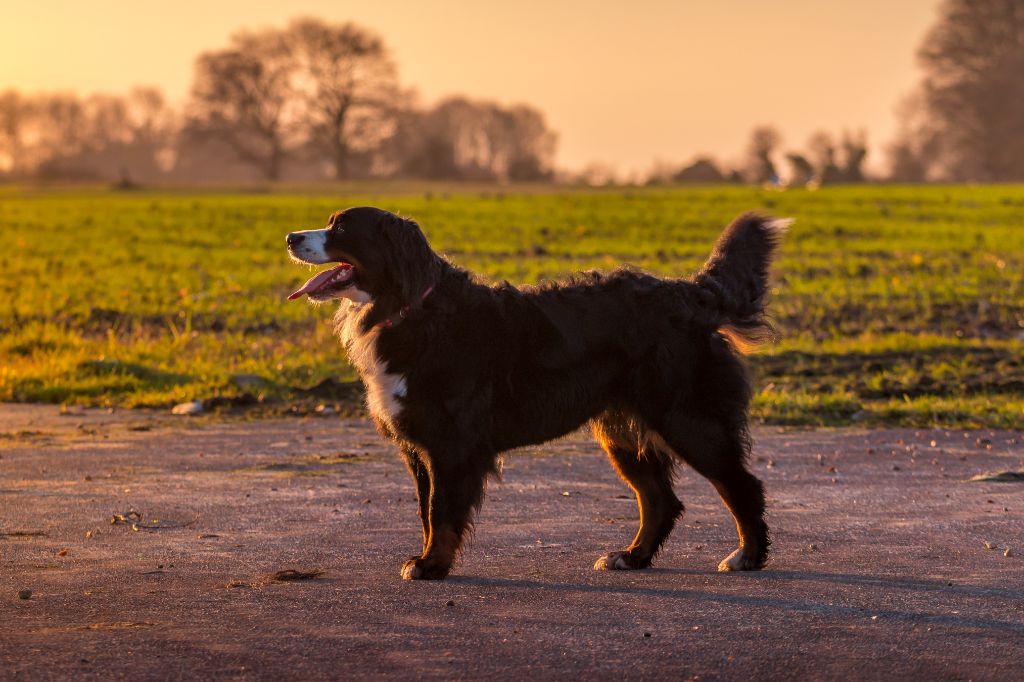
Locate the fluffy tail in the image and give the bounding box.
[694,212,790,352]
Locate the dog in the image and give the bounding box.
[286,207,786,580]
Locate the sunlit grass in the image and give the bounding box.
[1,183,1021,427]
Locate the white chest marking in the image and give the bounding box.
[335,302,406,427]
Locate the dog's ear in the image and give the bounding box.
[379,214,439,306]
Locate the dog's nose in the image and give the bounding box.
[286,232,305,247]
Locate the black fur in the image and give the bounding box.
[287,207,786,580]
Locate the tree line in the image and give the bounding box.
[589,0,1024,187]
[0,18,557,184]
[641,126,869,188]
[1,1,1021,185]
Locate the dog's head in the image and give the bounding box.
[286,207,439,308]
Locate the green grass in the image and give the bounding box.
[1,183,1021,427]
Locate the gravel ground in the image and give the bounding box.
[1,404,1022,680]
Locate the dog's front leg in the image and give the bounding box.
[400,446,432,553]
[400,453,487,581]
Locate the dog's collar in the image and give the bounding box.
[376,285,435,329]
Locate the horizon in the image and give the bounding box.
[1,0,941,175]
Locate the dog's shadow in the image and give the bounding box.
[448,569,1024,634]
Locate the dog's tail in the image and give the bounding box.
[693,212,790,352]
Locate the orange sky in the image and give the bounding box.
[0,0,941,174]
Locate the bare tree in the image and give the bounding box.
[84,94,132,149]
[187,30,297,180]
[645,160,678,185]
[785,153,815,186]
[23,94,91,178]
[887,92,939,182]
[575,161,620,187]
[888,141,929,182]
[0,90,29,175]
[0,88,178,182]
[125,87,178,173]
[894,0,1024,181]
[745,126,781,184]
[391,97,478,179]
[840,130,868,182]
[492,105,556,181]
[807,131,842,184]
[285,18,400,179]
[390,97,556,181]
[78,89,177,182]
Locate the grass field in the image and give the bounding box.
[1,183,1021,427]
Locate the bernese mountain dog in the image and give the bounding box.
[286,207,787,580]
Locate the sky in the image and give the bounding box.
[0,0,942,174]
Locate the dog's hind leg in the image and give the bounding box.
[654,416,769,572]
[592,415,683,571]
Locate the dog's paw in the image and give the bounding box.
[400,557,450,581]
[717,547,765,572]
[593,550,650,571]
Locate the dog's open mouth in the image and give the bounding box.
[288,263,355,301]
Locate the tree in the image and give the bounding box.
[186,30,297,180]
[785,153,815,186]
[839,130,868,183]
[798,130,868,184]
[745,126,781,184]
[285,19,400,179]
[0,90,28,175]
[888,141,929,182]
[574,161,619,187]
[0,89,177,182]
[392,97,482,179]
[390,97,556,181]
[887,92,939,181]
[807,131,842,184]
[894,0,1024,181]
[73,88,177,182]
[493,105,557,181]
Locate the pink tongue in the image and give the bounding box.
[288,264,352,300]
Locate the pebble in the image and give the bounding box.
[1005,548,1014,558]
[18,589,31,600]
[171,400,204,415]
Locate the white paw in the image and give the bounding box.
[594,551,636,571]
[718,548,756,572]
[401,561,422,580]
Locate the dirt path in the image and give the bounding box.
[1,404,1022,680]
